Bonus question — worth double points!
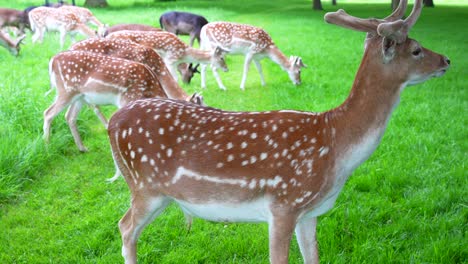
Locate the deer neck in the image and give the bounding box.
[184,47,211,64]
[265,45,291,71]
[156,69,189,101]
[327,49,405,174]
[0,34,15,49]
[75,23,96,38]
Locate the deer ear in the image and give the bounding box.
[296,57,307,68]
[214,46,227,55]
[382,37,396,63]
[16,34,26,45]
[193,63,200,73]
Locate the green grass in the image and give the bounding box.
[0,0,466,263]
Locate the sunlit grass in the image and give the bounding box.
[0,0,466,263]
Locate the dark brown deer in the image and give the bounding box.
[107,0,449,263]
[159,11,208,47]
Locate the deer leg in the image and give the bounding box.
[120,195,171,264]
[210,64,227,90]
[65,100,88,152]
[43,94,76,144]
[268,213,297,264]
[106,159,121,183]
[69,31,77,45]
[90,104,108,128]
[183,211,193,232]
[240,53,254,90]
[167,61,179,82]
[189,33,195,47]
[254,59,266,86]
[200,64,207,89]
[59,28,67,49]
[31,27,44,44]
[295,217,319,264]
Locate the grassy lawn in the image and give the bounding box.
[0,0,466,263]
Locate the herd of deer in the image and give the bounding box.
[2,0,451,263]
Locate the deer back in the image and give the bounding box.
[106,30,188,59]
[103,23,161,37]
[70,38,191,101]
[50,51,167,107]
[109,98,334,212]
[202,21,274,53]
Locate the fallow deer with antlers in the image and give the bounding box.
[106,30,228,85]
[107,0,449,263]
[29,6,96,49]
[200,21,307,90]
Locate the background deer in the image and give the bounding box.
[107,0,449,263]
[103,25,197,85]
[67,37,203,138]
[70,38,191,101]
[102,23,161,37]
[106,30,228,85]
[0,30,25,56]
[200,21,306,90]
[0,8,29,34]
[44,50,168,152]
[29,6,97,49]
[59,5,106,36]
[159,11,208,47]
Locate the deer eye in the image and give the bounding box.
[412,48,422,56]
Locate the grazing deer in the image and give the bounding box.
[59,5,106,36]
[159,11,208,47]
[200,21,306,90]
[107,30,228,86]
[69,38,191,101]
[103,23,161,37]
[107,0,450,263]
[0,8,28,34]
[68,37,203,137]
[29,6,97,49]
[44,50,168,152]
[103,26,197,85]
[0,30,25,56]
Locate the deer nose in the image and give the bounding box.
[445,57,451,65]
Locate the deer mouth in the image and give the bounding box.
[434,68,448,78]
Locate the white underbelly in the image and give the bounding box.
[174,198,272,223]
[83,92,120,106]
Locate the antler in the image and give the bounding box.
[324,9,382,35]
[377,0,423,43]
[384,0,408,21]
[325,0,423,44]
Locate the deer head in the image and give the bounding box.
[288,56,307,85]
[178,63,200,84]
[324,0,449,87]
[0,32,25,56]
[211,46,228,72]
